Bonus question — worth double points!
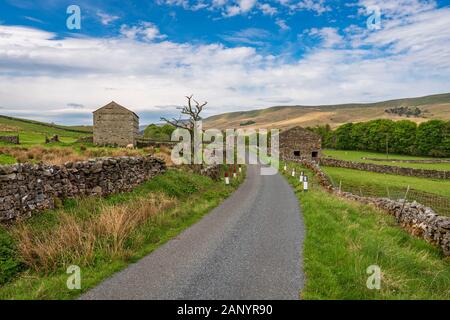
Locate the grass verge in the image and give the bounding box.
[282,161,450,300]
[0,167,245,299]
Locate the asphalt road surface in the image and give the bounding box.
[80,164,305,300]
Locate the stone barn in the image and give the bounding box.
[93,101,139,147]
[279,126,322,162]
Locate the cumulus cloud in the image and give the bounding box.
[259,3,278,15]
[97,11,120,25]
[224,0,258,16]
[119,22,167,41]
[308,27,343,48]
[0,2,449,124]
[157,0,332,17]
[289,0,331,15]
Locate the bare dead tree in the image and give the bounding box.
[160,95,207,137]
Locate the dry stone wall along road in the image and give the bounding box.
[80,164,305,300]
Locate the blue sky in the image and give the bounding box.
[0,0,449,124]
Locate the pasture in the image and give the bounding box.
[322,166,450,216]
[323,150,450,171]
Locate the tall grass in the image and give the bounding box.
[13,194,176,273]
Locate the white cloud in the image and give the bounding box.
[0,4,449,123]
[357,0,436,18]
[287,0,331,15]
[120,22,167,41]
[275,18,289,30]
[224,0,258,16]
[259,3,278,15]
[308,27,343,48]
[97,11,120,25]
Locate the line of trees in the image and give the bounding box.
[310,119,450,157]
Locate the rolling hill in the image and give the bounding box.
[0,115,92,144]
[204,93,450,130]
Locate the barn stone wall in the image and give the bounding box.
[0,155,165,222]
[93,103,139,147]
[320,158,450,179]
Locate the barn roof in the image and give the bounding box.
[280,126,321,140]
[93,101,139,119]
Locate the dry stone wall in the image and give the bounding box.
[291,159,450,256]
[0,136,19,144]
[0,155,165,222]
[320,158,450,179]
[362,157,450,164]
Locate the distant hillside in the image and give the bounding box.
[204,93,450,130]
[0,115,92,144]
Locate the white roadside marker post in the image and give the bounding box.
[225,172,230,185]
[300,171,304,182]
[303,176,309,192]
[291,168,296,177]
[238,165,242,173]
[284,164,287,172]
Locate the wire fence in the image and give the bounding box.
[328,176,450,216]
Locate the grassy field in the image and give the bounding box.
[322,166,450,216]
[282,161,450,300]
[0,167,245,299]
[0,115,91,146]
[323,150,450,171]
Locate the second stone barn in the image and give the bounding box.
[279,126,322,162]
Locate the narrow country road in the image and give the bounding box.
[80,164,305,300]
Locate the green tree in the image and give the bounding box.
[416,120,446,156]
[365,119,395,153]
[335,123,354,150]
[310,124,335,148]
[144,124,175,141]
[441,121,450,156]
[350,122,369,151]
[391,120,417,154]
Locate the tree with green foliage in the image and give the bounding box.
[365,119,395,153]
[143,124,175,141]
[391,120,417,154]
[416,120,446,156]
[350,122,369,151]
[335,123,354,150]
[310,124,335,148]
[443,121,450,156]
